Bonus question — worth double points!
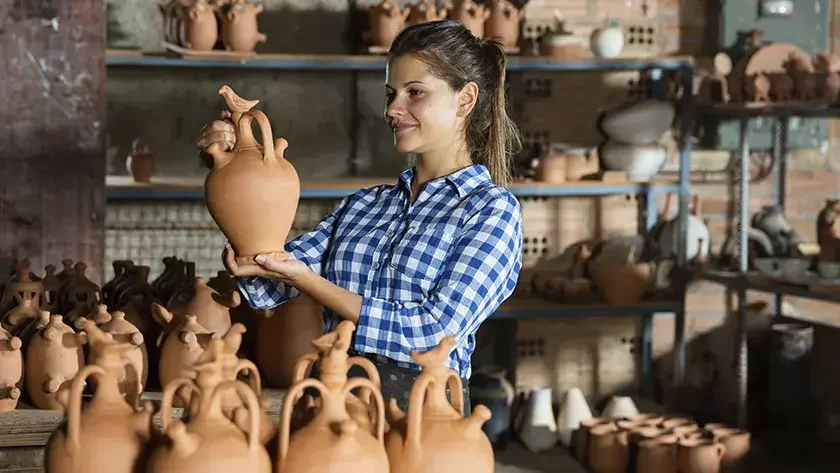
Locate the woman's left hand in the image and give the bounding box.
[223,243,309,284]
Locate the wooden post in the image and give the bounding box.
[0,1,106,283]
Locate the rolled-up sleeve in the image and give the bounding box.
[236,194,352,310]
[354,191,523,358]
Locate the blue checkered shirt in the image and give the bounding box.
[236,164,523,379]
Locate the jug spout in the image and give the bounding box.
[464,404,492,436]
[206,143,235,169]
[168,421,202,457]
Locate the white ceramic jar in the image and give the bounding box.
[590,20,624,58]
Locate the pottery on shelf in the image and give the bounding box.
[406,0,448,26]
[599,141,668,181]
[126,139,155,183]
[447,0,491,38]
[219,0,267,53]
[204,86,300,266]
[516,386,558,452]
[601,395,639,419]
[555,387,593,446]
[184,0,218,51]
[484,0,524,50]
[90,310,148,396]
[539,10,583,60]
[657,195,710,262]
[1,260,44,335]
[590,18,624,58]
[363,0,411,49]
[0,327,23,411]
[24,313,86,411]
[588,422,630,473]
[600,99,675,145]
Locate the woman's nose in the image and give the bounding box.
[385,100,405,120]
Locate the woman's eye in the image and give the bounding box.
[409,89,424,97]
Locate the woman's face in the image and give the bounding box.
[384,55,463,154]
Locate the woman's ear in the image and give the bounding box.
[457,81,479,117]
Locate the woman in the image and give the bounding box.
[197,20,524,414]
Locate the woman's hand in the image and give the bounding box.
[222,243,309,284]
[196,111,237,168]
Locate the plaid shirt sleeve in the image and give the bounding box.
[236,194,353,310]
[354,190,523,356]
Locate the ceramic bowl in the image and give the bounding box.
[599,99,676,145]
[781,258,811,279]
[599,141,668,181]
[753,257,785,277]
[817,261,840,279]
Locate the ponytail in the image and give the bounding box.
[479,40,521,187]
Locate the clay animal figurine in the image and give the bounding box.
[813,51,840,102]
[744,73,770,103]
[484,0,524,50]
[447,0,491,38]
[184,0,219,51]
[219,84,259,124]
[768,72,793,102]
[363,0,412,50]
[407,0,449,26]
[785,52,816,101]
[220,0,267,53]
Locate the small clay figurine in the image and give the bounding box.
[745,73,770,102]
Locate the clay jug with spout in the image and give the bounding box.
[148,379,271,473]
[166,276,236,336]
[25,313,86,410]
[365,0,411,49]
[0,328,23,411]
[256,293,324,388]
[92,310,148,394]
[185,0,218,51]
[220,0,267,53]
[151,304,217,399]
[677,438,726,473]
[449,0,491,38]
[386,337,494,473]
[205,86,300,266]
[44,319,153,473]
[485,0,524,50]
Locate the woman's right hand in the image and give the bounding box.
[196,110,236,168]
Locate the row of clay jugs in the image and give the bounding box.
[25,313,86,410]
[256,293,324,388]
[485,0,524,51]
[386,336,494,473]
[407,0,448,25]
[449,0,490,37]
[220,0,267,53]
[277,320,388,473]
[0,327,23,411]
[45,319,153,473]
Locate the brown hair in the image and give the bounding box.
[388,20,522,187]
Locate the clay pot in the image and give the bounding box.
[277,321,388,473]
[94,310,148,394]
[448,0,490,38]
[113,264,154,312]
[148,378,271,473]
[219,0,267,53]
[590,20,625,58]
[590,246,652,305]
[484,0,523,50]
[45,319,153,473]
[1,260,45,334]
[573,417,609,466]
[256,293,324,388]
[204,87,300,266]
[710,428,750,473]
[386,337,494,473]
[151,305,217,399]
[24,313,86,410]
[407,0,448,26]
[745,73,770,102]
[677,438,726,473]
[165,276,236,336]
[184,0,218,51]
[587,423,630,473]
[58,262,103,324]
[0,328,23,411]
[364,0,411,49]
[126,139,155,183]
[636,434,679,473]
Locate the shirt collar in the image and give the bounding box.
[397,164,492,198]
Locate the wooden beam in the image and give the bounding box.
[0,1,107,283]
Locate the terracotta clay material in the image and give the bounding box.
[93,310,148,395]
[364,0,411,49]
[385,336,495,473]
[185,0,219,51]
[277,320,388,473]
[25,313,86,410]
[204,86,300,266]
[587,422,630,473]
[407,0,448,26]
[45,319,153,473]
[151,304,217,401]
[817,199,840,261]
[256,293,324,388]
[484,0,524,50]
[220,0,267,53]
[677,437,726,473]
[448,0,490,38]
[126,139,155,183]
[59,262,103,323]
[166,276,236,336]
[636,434,679,473]
[0,328,23,411]
[1,260,45,334]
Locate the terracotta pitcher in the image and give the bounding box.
[484,0,524,50]
[256,293,324,388]
[151,305,217,399]
[677,438,726,473]
[148,379,271,473]
[448,0,491,38]
[90,309,148,394]
[636,434,679,473]
[385,336,494,473]
[220,0,267,53]
[587,422,630,473]
[277,320,388,473]
[0,327,23,411]
[184,0,218,51]
[288,321,381,434]
[205,86,300,266]
[166,276,236,336]
[25,313,86,410]
[407,0,448,26]
[364,0,411,49]
[45,319,153,473]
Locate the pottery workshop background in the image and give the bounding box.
[100,0,840,423]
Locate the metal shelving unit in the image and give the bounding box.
[693,103,840,428]
[106,50,696,401]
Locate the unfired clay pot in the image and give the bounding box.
[148,379,271,473]
[220,0,267,53]
[484,0,523,50]
[407,0,448,26]
[448,0,491,38]
[636,434,679,473]
[587,423,629,473]
[126,139,155,183]
[166,276,236,336]
[184,0,218,51]
[0,328,23,411]
[677,438,726,473]
[386,336,494,473]
[25,313,86,410]
[45,319,153,473]
[277,321,388,473]
[151,305,216,398]
[364,0,411,49]
[256,293,324,388]
[93,310,148,394]
[1,260,44,334]
[204,86,300,266]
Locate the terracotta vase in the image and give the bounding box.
[204,86,300,266]
[365,0,411,49]
[166,276,236,336]
[386,337,494,473]
[151,305,216,400]
[1,260,45,334]
[93,310,148,394]
[219,0,267,53]
[587,422,630,473]
[45,319,153,473]
[448,0,490,38]
[677,438,726,473]
[24,313,86,410]
[185,0,218,51]
[407,0,448,26]
[484,0,523,50]
[0,327,23,411]
[256,293,324,388]
[126,139,155,183]
[148,378,271,473]
[288,321,381,435]
[277,320,388,473]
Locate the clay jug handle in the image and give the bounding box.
[343,377,386,444]
[238,110,277,164]
[235,358,262,395]
[66,364,107,454]
[291,353,319,383]
[210,380,262,452]
[406,374,435,447]
[446,372,465,415]
[716,443,726,458]
[278,378,327,468]
[160,377,199,432]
